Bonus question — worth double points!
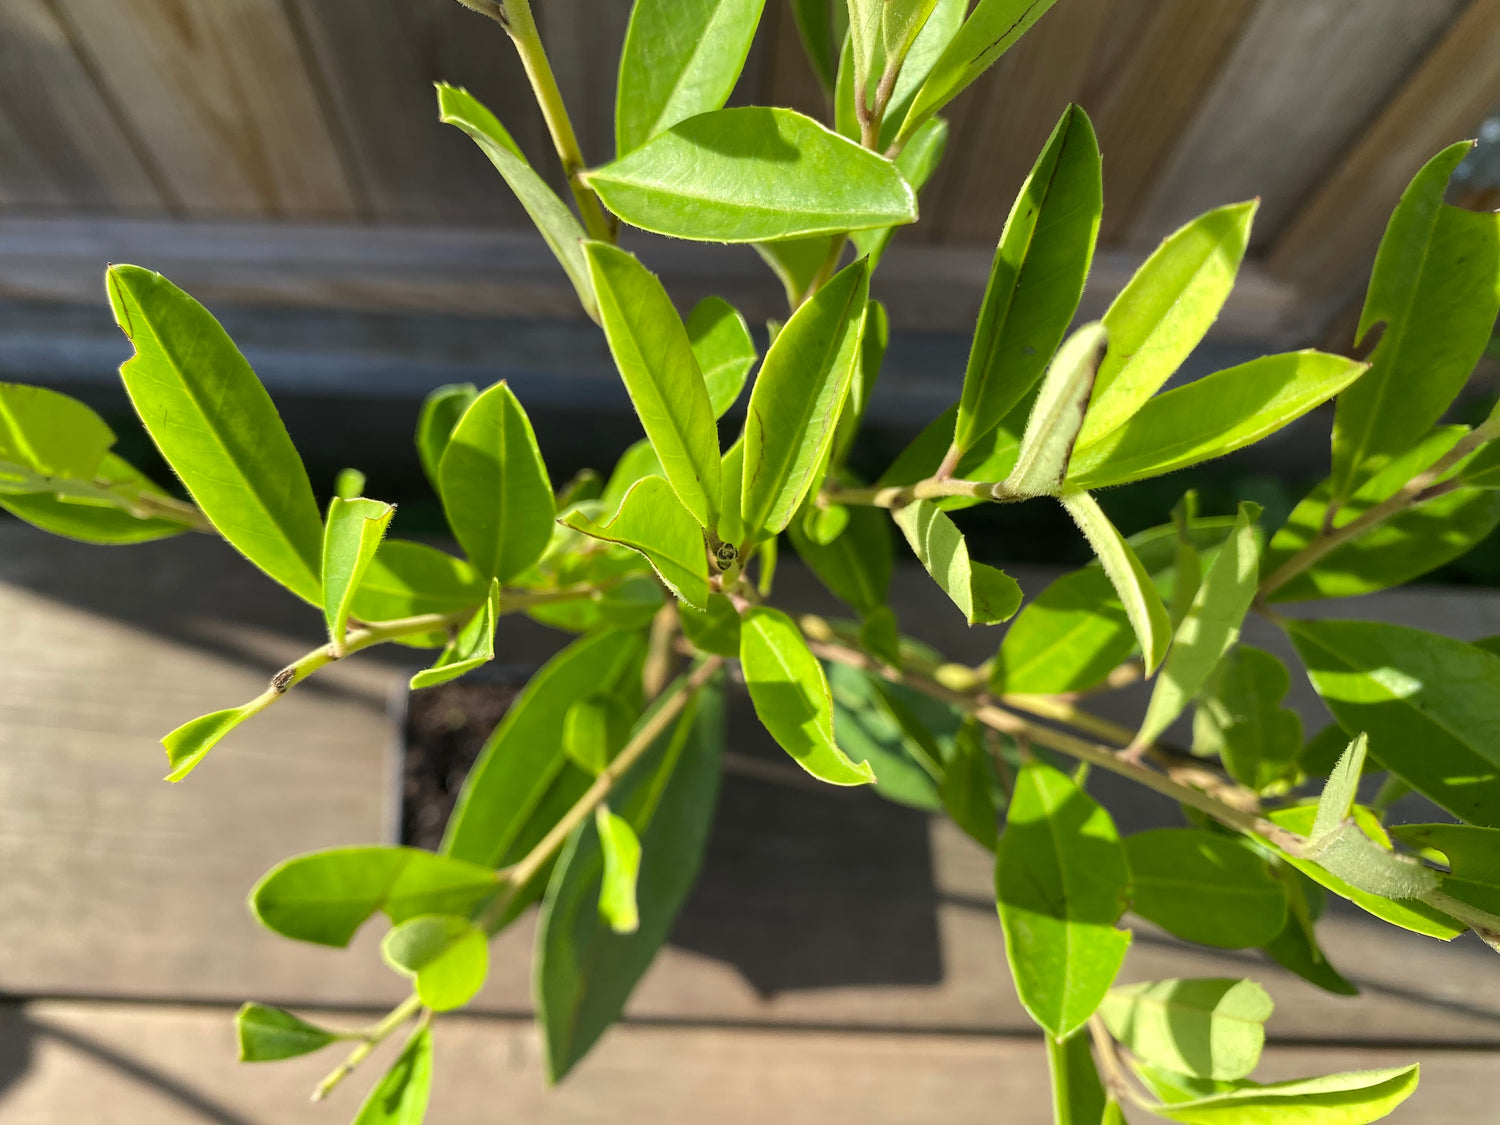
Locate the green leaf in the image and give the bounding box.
[585,242,722,528]
[350,539,486,631]
[1099,978,1272,1081]
[1287,618,1500,828]
[1462,438,1500,488]
[0,382,115,479]
[0,453,189,544]
[827,663,945,810]
[1068,352,1367,490]
[742,259,870,539]
[1060,491,1172,674]
[537,674,724,1081]
[438,380,554,583]
[789,0,846,94]
[1332,142,1500,502]
[409,579,499,689]
[414,383,477,493]
[851,117,949,269]
[438,85,596,320]
[787,499,892,613]
[1124,829,1286,948]
[679,592,741,656]
[716,436,746,549]
[893,500,1021,625]
[601,438,666,516]
[878,403,1020,512]
[161,707,257,782]
[752,235,839,307]
[687,297,757,418]
[991,566,1133,695]
[1390,823,1500,919]
[321,497,394,650]
[1078,202,1257,447]
[1136,503,1260,746]
[875,0,964,149]
[107,265,324,602]
[234,1003,338,1062]
[1304,821,1438,902]
[582,107,916,242]
[1193,646,1303,792]
[352,1027,432,1125]
[740,606,875,785]
[1003,322,1109,496]
[616,0,766,155]
[1151,1064,1419,1125]
[381,913,489,1011]
[564,476,711,608]
[250,846,501,947]
[1047,1029,1107,1125]
[953,106,1101,455]
[1262,868,1358,996]
[898,0,1059,140]
[940,719,998,850]
[444,628,648,867]
[594,805,643,933]
[996,760,1131,1039]
[1312,732,1366,840]
[563,694,634,775]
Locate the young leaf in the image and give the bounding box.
[0,452,190,545]
[832,301,890,470]
[1047,1029,1107,1125]
[740,606,876,785]
[585,242,722,529]
[352,1027,432,1125]
[1078,202,1257,446]
[1124,829,1286,949]
[753,235,840,308]
[1099,978,1273,1082]
[563,476,712,608]
[1067,352,1367,490]
[893,500,1021,625]
[1288,619,1500,828]
[1135,502,1260,747]
[321,497,395,651]
[741,259,870,539]
[716,436,746,549]
[1331,142,1500,503]
[616,0,766,155]
[788,500,892,614]
[409,579,499,690]
[415,383,477,492]
[382,914,488,1012]
[438,85,597,320]
[601,438,667,515]
[1193,646,1303,793]
[1003,322,1109,497]
[953,107,1102,456]
[563,694,633,775]
[679,592,742,657]
[875,0,965,149]
[1262,869,1359,997]
[350,539,486,627]
[234,1003,338,1062]
[939,720,998,850]
[0,382,115,479]
[107,266,324,603]
[594,805,643,934]
[582,107,917,242]
[1060,491,1172,674]
[850,117,949,269]
[827,664,946,810]
[1312,733,1366,841]
[438,381,554,583]
[1390,823,1500,918]
[1151,1064,1418,1125]
[996,760,1131,1039]
[250,846,501,947]
[687,297,757,418]
[1304,822,1438,902]
[161,707,258,782]
[332,468,365,500]
[990,567,1131,695]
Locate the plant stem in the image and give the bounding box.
[312,993,424,1101]
[823,476,1007,509]
[1087,1015,1156,1110]
[800,234,849,306]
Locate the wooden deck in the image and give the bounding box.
[1,522,1499,1121]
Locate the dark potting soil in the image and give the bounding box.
[401,680,522,850]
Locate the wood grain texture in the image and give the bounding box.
[1135,0,1465,250]
[1267,0,1500,313]
[538,0,632,166]
[0,0,165,213]
[49,0,358,218]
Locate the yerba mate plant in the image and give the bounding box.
[5,0,1500,1120]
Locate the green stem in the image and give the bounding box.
[312,993,424,1101]
[824,476,1007,509]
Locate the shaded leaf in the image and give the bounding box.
[1124,829,1286,949]
[991,566,1133,695]
[0,453,189,544]
[381,914,489,1011]
[414,383,477,493]
[1099,978,1272,1081]
[352,1027,432,1125]
[594,805,643,933]
[1048,1029,1108,1125]
[235,1003,338,1062]
[687,297,757,418]
[1390,822,1500,919]
[321,497,394,650]
[1060,490,1172,673]
[851,117,950,268]
[1193,646,1303,793]
[1003,321,1108,497]
[894,499,1021,624]
[409,579,499,689]
[940,719,998,850]
[679,592,742,656]
[564,475,711,608]
[787,499,892,613]
[350,539,486,632]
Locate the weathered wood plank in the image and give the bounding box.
[1134,0,1464,249]
[0,0,165,213]
[49,0,359,218]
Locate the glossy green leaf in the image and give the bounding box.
[333,468,365,500]
[537,674,724,1081]
[753,235,839,307]
[161,707,258,782]
[875,0,964,149]
[562,694,633,776]
[234,1003,338,1062]
[940,719,998,850]
[1124,829,1285,948]
[1462,438,1500,488]
[851,118,949,269]
[0,382,114,479]
[601,438,666,516]
[585,242,721,528]
[687,297,757,418]
[996,760,1131,1039]
[991,566,1133,695]
[953,106,1101,455]
[1262,868,1358,996]
[1193,646,1303,792]
[414,383,477,493]
[680,592,742,657]
[742,259,870,539]
[438,85,596,319]
[250,846,501,947]
[715,436,746,549]
[1060,491,1172,674]
[350,539,486,630]
[787,499,892,613]
[1047,1029,1107,1125]
[565,476,711,608]
[616,0,766,155]
[409,579,499,689]
[0,453,189,544]
[741,606,875,785]
[352,1027,432,1125]
[893,500,1021,625]
[1152,1065,1419,1125]
[1100,978,1272,1081]
[1003,322,1108,496]
[827,662,945,810]
[1390,823,1500,919]
[832,301,888,470]
[321,497,394,649]
[594,805,643,933]
[438,380,553,583]
[1332,142,1500,502]
[444,628,648,867]
[1078,203,1257,446]
[107,265,324,602]
[381,913,489,1011]
[1136,503,1260,746]
[1288,619,1500,828]
[1068,352,1367,490]
[583,107,916,241]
